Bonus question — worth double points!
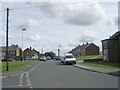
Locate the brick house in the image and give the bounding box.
[102,31,120,62]
[69,43,99,56]
[23,47,39,60]
[0,44,22,60]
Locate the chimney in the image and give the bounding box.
[30,47,32,50]
[86,42,88,45]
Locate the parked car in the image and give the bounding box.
[40,56,46,61]
[61,53,76,65]
[46,56,51,60]
[1,58,13,62]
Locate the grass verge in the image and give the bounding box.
[76,55,103,61]
[2,60,39,73]
[79,62,119,69]
[76,55,119,69]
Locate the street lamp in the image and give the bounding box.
[22,29,26,66]
[58,45,61,56]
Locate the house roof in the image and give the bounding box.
[24,48,39,55]
[102,31,120,42]
[0,45,20,51]
[110,31,120,39]
[80,43,92,49]
[70,43,98,52]
[32,49,39,54]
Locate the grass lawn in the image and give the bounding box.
[76,55,119,69]
[76,55,103,61]
[79,62,119,69]
[2,60,39,73]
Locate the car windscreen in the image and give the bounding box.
[65,55,74,58]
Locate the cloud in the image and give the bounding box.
[25,31,40,41]
[0,31,14,39]
[18,18,39,30]
[68,41,80,47]
[36,1,106,26]
[79,31,98,43]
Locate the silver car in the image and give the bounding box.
[61,53,76,65]
[40,56,46,61]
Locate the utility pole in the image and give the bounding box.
[6,8,10,71]
[21,29,26,66]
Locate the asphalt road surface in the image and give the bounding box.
[2,60,119,88]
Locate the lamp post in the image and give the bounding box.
[58,45,61,56]
[22,29,26,66]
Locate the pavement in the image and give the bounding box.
[74,63,120,77]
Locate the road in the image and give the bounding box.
[2,60,119,88]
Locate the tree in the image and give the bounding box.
[44,51,56,59]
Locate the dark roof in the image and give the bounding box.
[110,31,120,39]
[102,31,120,42]
[32,49,39,54]
[79,43,92,49]
[24,48,39,55]
[0,46,20,51]
[24,48,32,51]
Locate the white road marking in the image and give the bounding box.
[25,62,41,88]
[0,76,7,78]
[1,72,23,79]
[27,62,42,73]
[2,62,42,88]
[2,61,42,79]
[26,72,32,87]
[19,73,24,87]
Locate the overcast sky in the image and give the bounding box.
[0,0,119,55]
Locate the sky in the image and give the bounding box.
[0,0,119,55]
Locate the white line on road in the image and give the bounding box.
[19,73,24,87]
[2,61,42,79]
[2,62,42,88]
[0,76,7,78]
[0,74,20,79]
[26,72,32,87]
[18,62,41,88]
[27,61,42,73]
[25,62,42,88]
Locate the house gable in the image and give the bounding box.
[23,47,39,60]
[69,43,99,56]
[85,43,99,55]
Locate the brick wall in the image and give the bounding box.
[85,44,99,56]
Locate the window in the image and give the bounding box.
[65,55,74,58]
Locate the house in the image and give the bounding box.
[0,44,22,61]
[102,31,120,62]
[69,43,99,56]
[23,47,39,60]
[31,48,40,60]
